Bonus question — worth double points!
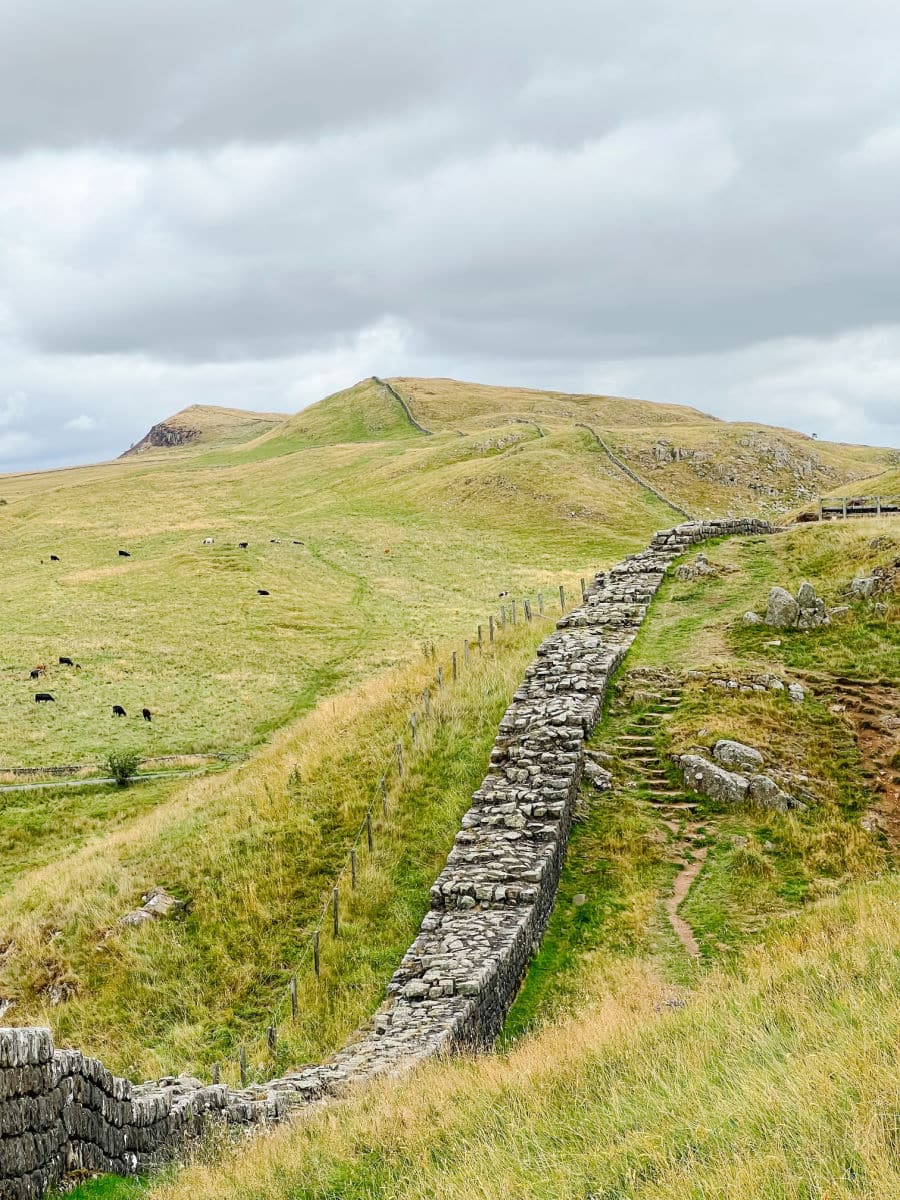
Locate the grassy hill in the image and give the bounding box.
[388,378,895,520]
[86,513,898,1200]
[0,390,671,770]
[0,377,896,1199]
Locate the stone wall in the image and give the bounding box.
[0,518,773,1199]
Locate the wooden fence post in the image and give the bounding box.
[524,598,532,622]
[538,592,544,616]
[380,777,388,817]
[489,615,494,643]
[332,887,339,937]
[437,666,444,693]
[580,577,587,601]
[267,1025,277,1055]
[477,624,483,649]
[366,811,374,852]
[511,599,517,625]
[464,638,470,665]
[559,584,565,612]
[397,740,404,775]
[423,687,430,718]
[290,975,298,1021]
[500,605,506,629]
[410,712,417,744]
[350,848,357,889]
[313,930,320,977]
[452,651,458,681]
[212,1062,220,1085]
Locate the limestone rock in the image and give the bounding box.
[765,587,799,628]
[796,581,829,629]
[850,575,878,598]
[747,774,800,812]
[743,611,763,625]
[713,739,764,771]
[120,887,184,927]
[680,754,749,804]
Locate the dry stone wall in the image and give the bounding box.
[0,518,773,1199]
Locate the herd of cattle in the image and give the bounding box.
[30,659,152,720]
[31,536,297,712]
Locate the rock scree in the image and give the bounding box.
[0,517,774,1200]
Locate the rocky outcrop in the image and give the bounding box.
[121,422,201,457]
[0,516,775,1200]
[679,753,801,813]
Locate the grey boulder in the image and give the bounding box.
[765,587,799,628]
[680,754,749,804]
[713,739,764,771]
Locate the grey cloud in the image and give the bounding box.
[0,0,899,470]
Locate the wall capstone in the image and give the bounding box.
[0,517,774,1199]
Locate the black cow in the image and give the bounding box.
[292,540,304,545]
[118,550,131,558]
[112,705,126,717]
[29,669,41,680]
[35,693,54,703]
[59,656,73,666]
[142,708,152,722]
[50,554,60,562]
[257,589,270,596]
[238,542,249,549]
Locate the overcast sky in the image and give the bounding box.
[1,0,899,471]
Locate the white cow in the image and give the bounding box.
[203,538,214,545]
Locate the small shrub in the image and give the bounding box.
[106,750,141,787]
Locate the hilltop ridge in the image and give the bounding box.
[121,403,286,457]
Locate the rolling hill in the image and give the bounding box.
[0,376,896,1200]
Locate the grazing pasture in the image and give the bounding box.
[0,384,683,768]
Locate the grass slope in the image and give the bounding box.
[389,377,893,520]
[88,517,896,1200]
[127,879,900,1200]
[0,396,668,768]
[505,518,894,1038]
[0,621,552,1080]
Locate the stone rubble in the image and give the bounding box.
[0,517,774,1200]
[758,581,834,630]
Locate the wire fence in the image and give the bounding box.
[224,580,582,1086]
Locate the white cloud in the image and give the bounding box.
[65,413,98,432]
